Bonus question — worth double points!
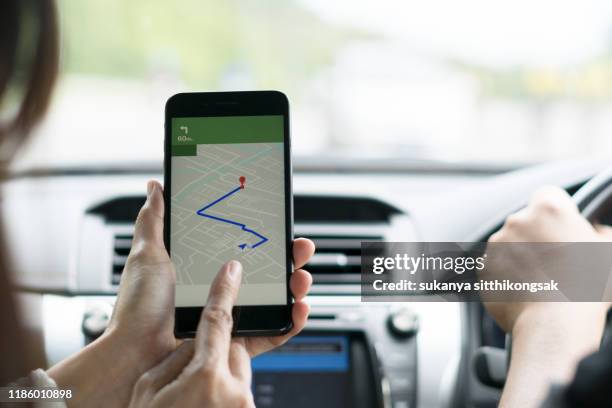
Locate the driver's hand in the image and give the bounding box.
[489,186,611,243]
[485,186,612,333]
[104,180,314,404]
[128,262,255,408]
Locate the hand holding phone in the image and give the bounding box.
[165,91,297,337]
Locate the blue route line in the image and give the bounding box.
[195,185,269,250]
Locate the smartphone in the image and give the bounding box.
[164,91,293,337]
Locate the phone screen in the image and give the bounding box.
[169,115,288,307]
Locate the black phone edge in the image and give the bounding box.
[164,90,294,338]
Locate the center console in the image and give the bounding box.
[252,333,380,407]
[35,294,460,408]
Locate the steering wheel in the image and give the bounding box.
[573,166,612,222]
[472,166,612,391]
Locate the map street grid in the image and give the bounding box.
[195,180,269,250]
[171,142,286,306]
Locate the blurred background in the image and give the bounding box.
[10,0,612,171]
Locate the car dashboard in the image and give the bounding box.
[3,157,606,408]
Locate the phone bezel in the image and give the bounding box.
[164,91,293,337]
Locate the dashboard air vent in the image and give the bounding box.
[91,194,401,287]
[300,234,382,284]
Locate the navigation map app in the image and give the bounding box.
[170,116,287,307]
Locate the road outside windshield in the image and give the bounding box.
[12,1,612,171]
[170,115,287,307]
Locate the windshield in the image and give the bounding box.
[13,0,612,171]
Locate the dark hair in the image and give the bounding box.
[0,0,59,171]
[0,0,59,384]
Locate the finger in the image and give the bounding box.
[595,224,612,240]
[529,186,576,213]
[229,338,252,386]
[292,238,315,269]
[195,260,242,367]
[244,300,310,358]
[503,209,530,229]
[289,300,310,338]
[290,269,312,301]
[265,294,311,349]
[488,210,526,243]
[277,301,310,344]
[140,341,194,391]
[488,230,501,243]
[132,180,165,250]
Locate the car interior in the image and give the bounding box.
[4,1,612,407]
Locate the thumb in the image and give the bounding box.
[133,180,165,249]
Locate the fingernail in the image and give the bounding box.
[147,181,155,198]
[228,260,242,281]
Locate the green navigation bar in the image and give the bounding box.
[171,145,197,156]
[171,115,283,156]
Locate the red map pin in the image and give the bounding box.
[239,176,246,189]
